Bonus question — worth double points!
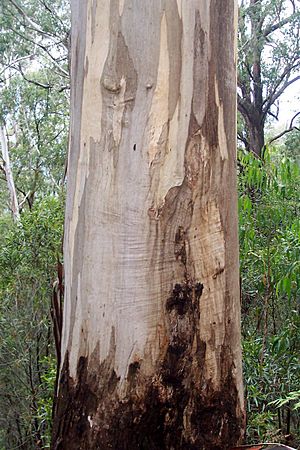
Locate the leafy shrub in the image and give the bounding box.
[239,148,300,446]
[0,196,63,449]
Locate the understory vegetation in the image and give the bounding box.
[239,148,300,446]
[0,198,63,448]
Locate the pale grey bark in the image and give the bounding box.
[0,125,20,222]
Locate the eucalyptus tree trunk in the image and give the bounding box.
[52,1,244,449]
[0,125,20,222]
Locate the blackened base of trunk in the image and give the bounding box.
[52,356,243,450]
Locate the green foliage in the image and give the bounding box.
[239,147,300,445]
[270,390,300,410]
[0,73,68,210]
[0,195,63,449]
[284,126,300,164]
[0,2,69,448]
[0,0,70,81]
[35,356,57,448]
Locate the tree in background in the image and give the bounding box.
[0,0,69,83]
[0,1,69,447]
[0,0,70,218]
[0,75,68,212]
[52,1,244,449]
[238,0,300,156]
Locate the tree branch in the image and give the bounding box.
[238,95,254,122]
[263,74,300,119]
[8,0,54,37]
[0,55,34,77]
[269,112,300,144]
[267,110,279,121]
[237,132,250,150]
[10,27,69,78]
[18,64,52,89]
[263,12,299,37]
[38,0,69,35]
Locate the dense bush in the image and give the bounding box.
[239,148,300,446]
[0,196,63,449]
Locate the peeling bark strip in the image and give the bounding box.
[52,1,244,449]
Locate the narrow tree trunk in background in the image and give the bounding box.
[0,125,20,222]
[52,1,244,449]
[249,0,264,157]
[246,114,265,157]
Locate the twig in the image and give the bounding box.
[269,111,300,144]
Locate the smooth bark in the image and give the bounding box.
[0,125,20,222]
[52,1,244,449]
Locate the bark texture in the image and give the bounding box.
[52,1,244,449]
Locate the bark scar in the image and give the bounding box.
[102,77,122,93]
[212,267,225,279]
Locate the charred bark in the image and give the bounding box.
[52,337,243,450]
